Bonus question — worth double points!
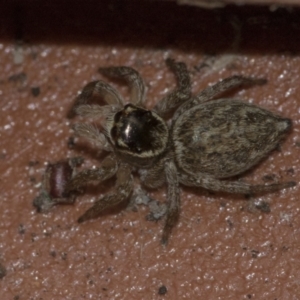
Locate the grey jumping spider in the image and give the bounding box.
[66,58,295,245]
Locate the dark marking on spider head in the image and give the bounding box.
[111,104,168,158]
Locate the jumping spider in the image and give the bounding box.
[66,58,295,245]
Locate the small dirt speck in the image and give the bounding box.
[18,224,26,234]
[31,86,41,97]
[0,263,7,279]
[158,285,167,295]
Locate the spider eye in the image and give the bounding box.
[111,104,168,157]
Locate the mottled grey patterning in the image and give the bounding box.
[66,59,295,245]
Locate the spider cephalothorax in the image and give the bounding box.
[65,58,295,245]
[109,104,169,167]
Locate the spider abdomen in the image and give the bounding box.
[173,99,291,178]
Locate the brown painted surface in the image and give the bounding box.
[0,1,300,299]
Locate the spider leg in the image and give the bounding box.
[179,173,296,194]
[77,164,133,223]
[196,75,266,103]
[154,58,192,118]
[65,154,118,194]
[75,104,119,119]
[72,123,112,152]
[161,160,180,245]
[45,196,77,206]
[99,66,146,106]
[68,80,124,118]
[33,191,77,212]
[174,75,266,119]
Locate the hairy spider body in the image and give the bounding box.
[67,59,295,245]
[173,99,291,178]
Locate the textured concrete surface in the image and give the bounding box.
[0,1,300,299]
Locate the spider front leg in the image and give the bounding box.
[140,159,181,244]
[154,58,192,118]
[77,163,133,223]
[99,66,146,106]
[65,154,118,194]
[174,75,266,119]
[161,160,180,245]
[72,123,112,152]
[68,80,124,118]
[179,173,296,195]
